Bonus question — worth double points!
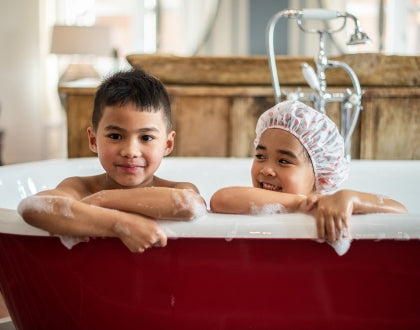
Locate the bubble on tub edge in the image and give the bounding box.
[57,235,88,250]
[397,231,410,240]
[328,228,352,256]
[374,233,387,241]
[250,202,286,215]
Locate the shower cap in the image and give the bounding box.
[254,100,349,193]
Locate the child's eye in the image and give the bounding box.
[141,135,154,142]
[108,133,122,140]
[255,153,265,160]
[278,158,291,165]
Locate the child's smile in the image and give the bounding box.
[258,181,282,191]
[88,103,175,189]
[251,128,315,196]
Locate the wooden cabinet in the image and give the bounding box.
[59,85,97,158]
[59,54,420,160]
[360,88,420,159]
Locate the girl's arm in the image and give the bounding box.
[81,187,207,220]
[210,186,307,214]
[18,192,167,253]
[307,189,408,242]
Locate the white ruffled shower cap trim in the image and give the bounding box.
[254,100,349,193]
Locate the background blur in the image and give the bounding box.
[0,0,419,164]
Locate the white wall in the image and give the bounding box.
[0,0,44,164]
[0,0,66,164]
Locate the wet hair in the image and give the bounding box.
[92,68,172,132]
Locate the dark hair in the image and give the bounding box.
[92,68,172,131]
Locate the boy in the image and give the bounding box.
[210,100,407,243]
[19,68,206,252]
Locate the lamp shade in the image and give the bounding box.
[51,25,112,56]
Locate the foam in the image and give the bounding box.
[328,227,352,256]
[114,221,131,237]
[172,189,207,219]
[57,235,89,250]
[376,194,388,205]
[18,195,74,218]
[250,203,286,215]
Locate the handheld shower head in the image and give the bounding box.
[347,30,371,45]
[346,13,372,45]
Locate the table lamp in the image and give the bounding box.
[51,25,112,83]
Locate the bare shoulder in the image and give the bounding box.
[39,174,106,200]
[153,176,200,193]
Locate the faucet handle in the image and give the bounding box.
[301,9,340,20]
[302,63,321,92]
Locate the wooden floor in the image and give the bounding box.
[0,293,9,319]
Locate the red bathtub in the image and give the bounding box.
[0,158,419,329]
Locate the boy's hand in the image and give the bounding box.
[306,191,354,243]
[114,212,167,253]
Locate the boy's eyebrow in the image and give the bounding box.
[104,125,160,132]
[104,125,124,131]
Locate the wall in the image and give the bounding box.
[0,0,44,164]
[249,0,289,55]
[0,0,71,164]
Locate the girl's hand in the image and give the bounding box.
[306,191,354,243]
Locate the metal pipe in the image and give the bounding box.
[265,8,370,159]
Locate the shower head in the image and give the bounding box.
[347,30,371,45]
[346,13,372,45]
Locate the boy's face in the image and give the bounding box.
[251,128,315,195]
[87,103,175,188]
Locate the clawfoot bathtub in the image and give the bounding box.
[0,157,419,329]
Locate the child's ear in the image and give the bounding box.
[164,131,176,156]
[87,127,98,154]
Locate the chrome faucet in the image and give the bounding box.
[266,8,371,159]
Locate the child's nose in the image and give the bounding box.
[260,166,276,176]
[121,139,141,158]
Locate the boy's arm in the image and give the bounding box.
[18,179,167,253]
[210,186,307,214]
[308,189,408,242]
[82,187,207,220]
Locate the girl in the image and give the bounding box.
[210,100,407,243]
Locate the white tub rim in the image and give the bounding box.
[0,157,419,240]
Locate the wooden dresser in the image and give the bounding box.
[59,53,420,159]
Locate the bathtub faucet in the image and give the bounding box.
[266,8,371,159]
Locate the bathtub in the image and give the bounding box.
[0,157,419,329]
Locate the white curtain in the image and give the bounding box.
[158,0,220,55]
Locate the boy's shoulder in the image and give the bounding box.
[56,174,106,198]
[153,176,199,192]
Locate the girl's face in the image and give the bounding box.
[251,128,316,195]
[87,103,175,189]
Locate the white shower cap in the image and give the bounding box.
[254,100,349,193]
